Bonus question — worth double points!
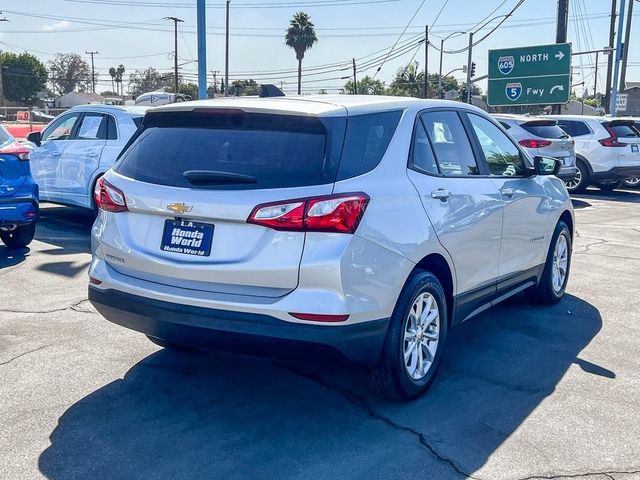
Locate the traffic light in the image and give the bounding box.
[470,62,476,78]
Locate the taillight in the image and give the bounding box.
[247,193,369,234]
[518,139,552,148]
[94,177,128,213]
[599,126,625,147]
[0,142,30,161]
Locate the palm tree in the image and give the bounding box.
[285,12,318,95]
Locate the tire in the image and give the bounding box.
[528,221,572,305]
[623,177,640,188]
[0,223,36,248]
[146,335,194,351]
[564,160,590,194]
[595,181,621,191]
[373,271,448,401]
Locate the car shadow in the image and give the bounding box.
[35,204,94,254]
[0,245,30,269]
[38,294,605,479]
[570,198,591,209]
[573,188,640,204]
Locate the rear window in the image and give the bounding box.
[0,126,13,146]
[520,122,568,139]
[115,109,402,189]
[606,122,639,138]
[115,110,346,190]
[557,120,591,137]
[132,117,143,128]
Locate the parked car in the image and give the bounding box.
[621,117,640,188]
[493,114,576,181]
[0,125,38,248]
[548,115,640,193]
[27,105,147,210]
[88,96,574,400]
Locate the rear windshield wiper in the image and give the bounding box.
[183,170,258,185]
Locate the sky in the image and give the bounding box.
[0,0,637,96]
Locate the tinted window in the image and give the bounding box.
[607,123,639,138]
[76,113,109,140]
[132,116,143,128]
[499,121,511,130]
[336,111,402,180]
[107,115,118,140]
[410,118,439,175]
[116,111,345,190]
[420,111,479,176]
[520,122,568,139]
[0,126,13,145]
[41,113,81,141]
[468,114,526,176]
[558,120,590,137]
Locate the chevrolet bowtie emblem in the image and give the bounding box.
[167,202,193,215]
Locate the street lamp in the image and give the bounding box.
[438,31,465,99]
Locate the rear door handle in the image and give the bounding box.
[52,151,61,157]
[501,187,515,197]
[431,189,452,201]
[88,152,99,158]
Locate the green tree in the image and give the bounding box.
[178,82,198,100]
[387,62,425,98]
[47,53,91,95]
[285,12,318,95]
[0,52,48,103]
[342,75,386,95]
[128,67,172,97]
[427,73,460,98]
[230,79,259,96]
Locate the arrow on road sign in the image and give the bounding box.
[550,84,564,94]
[555,51,565,61]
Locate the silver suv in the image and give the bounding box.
[493,114,576,181]
[89,96,574,400]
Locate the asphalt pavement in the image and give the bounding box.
[1,192,639,480]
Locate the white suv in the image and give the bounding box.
[548,115,640,192]
[89,96,574,400]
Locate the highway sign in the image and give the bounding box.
[488,43,571,107]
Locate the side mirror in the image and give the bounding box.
[532,156,560,176]
[26,131,42,147]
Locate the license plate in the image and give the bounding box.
[631,145,639,153]
[161,219,213,257]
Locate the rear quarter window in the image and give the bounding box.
[336,110,403,180]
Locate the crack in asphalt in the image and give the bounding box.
[277,364,478,480]
[0,344,52,366]
[514,468,640,479]
[0,299,93,315]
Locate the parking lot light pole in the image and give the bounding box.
[610,0,627,116]
[197,0,207,99]
[225,0,230,97]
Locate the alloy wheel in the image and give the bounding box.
[403,292,440,381]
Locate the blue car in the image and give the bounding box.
[0,125,38,248]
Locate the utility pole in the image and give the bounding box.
[197,0,206,99]
[619,0,634,91]
[439,31,465,99]
[610,0,627,116]
[423,25,428,99]
[352,58,357,94]
[594,50,599,96]
[225,0,230,97]
[85,51,99,93]
[165,17,183,98]
[0,13,9,108]
[553,0,569,114]
[465,32,473,103]
[604,0,617,113]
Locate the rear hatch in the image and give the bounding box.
[0,128,30,198]
[602,120,640,167]
[102,107,347,298]
[517,120,575,165]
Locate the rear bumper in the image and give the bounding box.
[592,166,640,181]
[0,197,38,225]
[557,166,577,181]
[88,286,390,365]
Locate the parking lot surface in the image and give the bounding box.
[1,191,640,480]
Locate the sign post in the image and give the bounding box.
[487,43,571,107]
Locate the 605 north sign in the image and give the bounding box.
[487,43,571,107]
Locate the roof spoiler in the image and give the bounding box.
[259,84,285,98]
